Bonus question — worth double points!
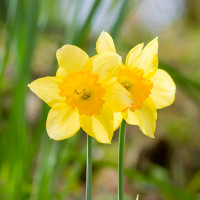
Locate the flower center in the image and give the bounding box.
[58,71,105,116]
[118,67,153,111]
[75,88,91,99]
[120,80,131,90]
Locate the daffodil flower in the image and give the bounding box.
[96,31,176,138]
[28,45,132,143]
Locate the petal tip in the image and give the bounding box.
[48,133,60,141]
[48,135,54,140]
[147,37,158,48]
[27,82,34,91]
[144,133,155,139]
[105,139,112,144]
[95,135,112,144]
[152,37,158,44]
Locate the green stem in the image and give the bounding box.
[86,135,92,200]
[118,119,126,200]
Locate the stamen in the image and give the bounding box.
[118,67,153,110]
[75,89,91,99]
[121,81,131,90]
[75,90,80,94]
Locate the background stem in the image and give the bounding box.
[86,135,92,200]
[118,119,126,200]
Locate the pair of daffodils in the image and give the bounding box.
[28,32,175,143]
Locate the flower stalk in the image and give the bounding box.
[86,135,92,200]
[118,119,126,200]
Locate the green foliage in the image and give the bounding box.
[0,0,200,199]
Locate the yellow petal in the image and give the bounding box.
[96,31,116,54]
[114,112,123,131]
[132,37,158,78]
[28,77,65,109]
[150,69,176,109]
[46,107,80,140]
[56,45,89,77]
[122,109,140,126]
[105,81,133,112]
[125,43,144,68]
[124,97,157,138]
[92,52,121,82]
[80,105,114,144]
[56,67,68,78]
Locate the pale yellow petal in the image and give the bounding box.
[134,37,158,78]
[122,109,140,126]
[125,43,144,67]
[46,107,80,140]
[105,81,133,112]
[56,45,89,77]
[28,77,65,109]
[150,69,176,109]
[80,105,114,144]
[92,52,121,82]
[114,112,123,131]
[96,31,116,54]
[124,97,157,138]
[56,67,68,78]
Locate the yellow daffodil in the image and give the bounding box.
[28,45,132,143]
[96,31,176,138]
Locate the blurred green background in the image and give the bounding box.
[1,0,200,199]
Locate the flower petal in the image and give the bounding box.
[46,107,80,140]
[56,45,89,77]
[150,69,176,109]
[80,105,114,143]
[123,97,157,138]
[92,52,121,82]
[122,109,140,126]
[96,31,116,54]
[131,38,158,78]
[125,43,144,67]
[105,81,133,112]
[114,112,123,131]
[28,77,65,109]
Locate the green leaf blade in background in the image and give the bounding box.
[0,0,200,200]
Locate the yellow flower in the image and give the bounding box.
[96,31,176,138]
[28,45,132,143]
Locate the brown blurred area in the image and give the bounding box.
[1,0,200,199]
